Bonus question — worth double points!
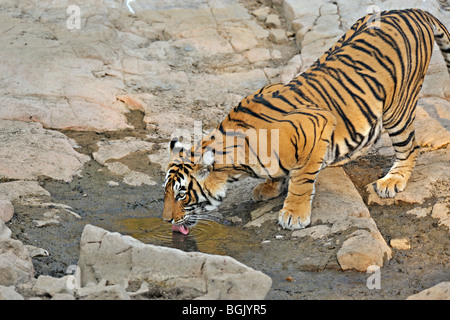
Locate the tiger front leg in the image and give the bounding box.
[278,168,319,229]
[276,108,336,230]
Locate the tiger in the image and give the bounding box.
[162,9,450,232]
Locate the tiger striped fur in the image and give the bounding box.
[163,9,450,230]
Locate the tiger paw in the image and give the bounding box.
[252,181,284,202]
[278,208,311,230]
[375,174,407,198]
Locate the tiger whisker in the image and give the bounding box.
[194,214,222,223]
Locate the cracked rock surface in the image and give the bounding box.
[0,0,449,300]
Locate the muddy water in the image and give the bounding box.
[114,217,257,256]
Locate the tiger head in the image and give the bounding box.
[162,138,227,233]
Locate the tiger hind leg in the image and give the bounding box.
[376,109,419,198]
[252,177,286,201]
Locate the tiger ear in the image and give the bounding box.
[168,138,184,161]
[192,150,214,181]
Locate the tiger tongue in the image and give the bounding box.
[172,224,189,235]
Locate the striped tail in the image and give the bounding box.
[428,12,450,74]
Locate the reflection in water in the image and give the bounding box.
[116,217,245,256]
[171,231,198,252]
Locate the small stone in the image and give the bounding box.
[390,238,411,250]
[252,7,270,21]
[228,28,259,52]
[24,245,49,258]
[431,202,450,230]
[269,29,288,44]
[271,49,282,60]
[291,19,304,33]
[92,69,106,78]
[107,181,120,187]
[265,14,281,28]
[34,218,60,228]
[431,202,448,221]
[244,48,271,63]
[285,276,295,282]
[0,221,11,240]
[228,216,242,225]
[406,207,430,218]
[33,275,74,297]
[0,200,14,223]
[337,230,392,272]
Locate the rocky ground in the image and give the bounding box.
[0,0,449,300]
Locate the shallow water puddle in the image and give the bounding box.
[115,217,256,256]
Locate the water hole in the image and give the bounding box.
[114,216,257,256]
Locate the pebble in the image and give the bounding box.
[252,7,270,21]
[269,29,288,44]
[406,207,430,218]
[266,14,281,28]
[228,216,242,225]
[390,238,411,250]
[431,202,448,220]
[0,200,14,223]
[245,48,271,63]
[107,181,120,187]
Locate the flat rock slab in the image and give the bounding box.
[93,138,154,166]
[245,167,391,272]
[93,137,157,186]
[78,224,272,300]
[0,181,50,203]
[0,120,89,182]
[406,281,450,300]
